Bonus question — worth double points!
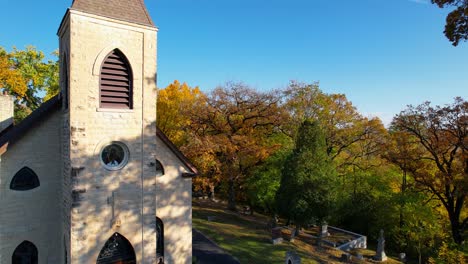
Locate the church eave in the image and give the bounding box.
[0,95,62,156]
[156,128,199,177]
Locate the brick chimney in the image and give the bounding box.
[0,91,14,131]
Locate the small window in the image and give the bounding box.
[100,49,133,109]
[100,142,129,170]
[156,160,164,176]
[10,167,40,191]
[12,241,38,264]
[156,217,164,263]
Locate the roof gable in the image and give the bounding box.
[71,0,154,27]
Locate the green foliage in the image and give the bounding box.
[247,139,291,214]
[428,242,466,264]
[276,120,338,225]
[0,45,59,122]
[391,97,468,245]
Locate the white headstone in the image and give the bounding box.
[374,229,388,262]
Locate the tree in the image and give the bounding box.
[191,82,284,210]
[156,80,204,146]
[0,46,59,122]
[391,97,468,244]
[283,81,384,163]
[276,120,338,229]
[432,0,468,46]
[246,133,292,214]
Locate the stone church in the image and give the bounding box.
[0,0,196,263]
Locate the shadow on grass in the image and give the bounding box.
[193,202,336,264]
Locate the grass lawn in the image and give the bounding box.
[194,200,345,264]
[193,199,404,264]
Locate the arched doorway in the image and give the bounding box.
[96,233,136,264]
[12,240,38,264]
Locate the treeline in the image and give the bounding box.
[157,80,467,263]
[2,45,466,262]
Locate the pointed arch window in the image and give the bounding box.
[96,233,136,264]
[156,217,164,263]
[12,241,38,264]
[100,49,133,109]
[10,167,40,191]
[155,160,164,177]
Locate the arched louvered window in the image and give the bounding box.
[100,50,133,109]
[156,217,164,263]
[12,240,38,264]
[156,160,164,176]
[96,233,136,264]
[10,167,40,191]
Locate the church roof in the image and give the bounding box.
[0,95,62,156]
[70,0,154,27]
[0,96,197,177]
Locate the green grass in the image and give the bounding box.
[193,200,404,264]
[193,200,337,264]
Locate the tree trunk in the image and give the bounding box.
[227,179,236,211]
[449,214,463,244]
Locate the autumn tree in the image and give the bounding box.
[156,80,204,146]
[391,97,468,244]
[432,0,468,46]
[191,82,284,210]
[276,120,338,230]
[0,46,59,122]
[156,80,222,197]
[283,81,385,162]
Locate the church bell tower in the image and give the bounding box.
[58,0,158,262]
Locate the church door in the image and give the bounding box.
[96,233,136,264]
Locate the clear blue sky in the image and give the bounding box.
[1,0,467,125]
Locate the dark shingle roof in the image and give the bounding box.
[71,0,154,27]
[0,95,62,156]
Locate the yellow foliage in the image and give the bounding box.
[0,53,27,97]
[428,242,466,264]
[156,80,205,146]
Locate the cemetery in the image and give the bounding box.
[193,199,404,263]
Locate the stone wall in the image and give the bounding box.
[58,17,72,263]
[65,10,158,263]
[155,136,193,264]
[0,111,62,263]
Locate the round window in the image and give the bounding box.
[100,142,129,170]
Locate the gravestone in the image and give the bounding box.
[374,229,388,262]
[271,227,283,245]
[320,224,330,237]
[341,253,352,262]
[289,228,299,242]
[399,253,406,262]
[285,251,301,264]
